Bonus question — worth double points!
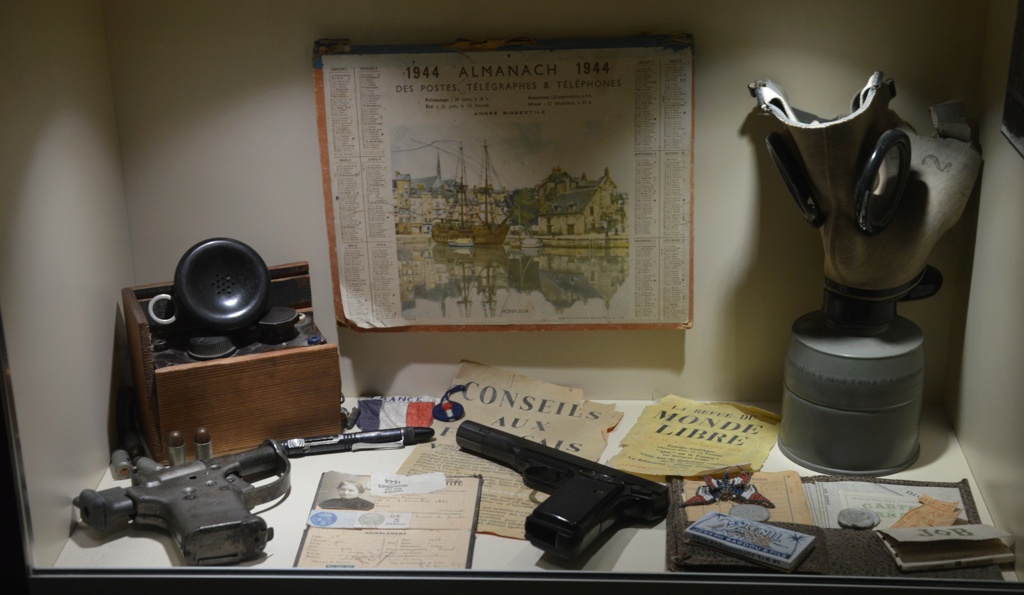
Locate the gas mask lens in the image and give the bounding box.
[766,132,824,227]
[855,128,911,235]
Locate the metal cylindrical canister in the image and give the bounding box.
[778,311,924,476]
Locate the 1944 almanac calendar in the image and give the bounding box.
[313,35,694,331]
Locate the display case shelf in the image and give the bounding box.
[52,402,1018,590]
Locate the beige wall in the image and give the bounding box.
[0,0,135,568]
[1,0,1019,573]
[956,0,1024,578]
[101,0,987,402]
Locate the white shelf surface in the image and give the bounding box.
[54,401,1017,581]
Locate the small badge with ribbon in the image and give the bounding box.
[433,384,466,422]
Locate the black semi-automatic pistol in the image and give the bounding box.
[456,420,669,558]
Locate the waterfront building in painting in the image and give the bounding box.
[393,155,451,236]
[536,166,628,237]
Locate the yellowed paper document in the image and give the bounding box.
[608,395,780,478]
[294,473,481,568]
[397,361,622,539]
[890,495,963,529]
[442,360,623,458]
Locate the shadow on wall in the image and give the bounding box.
[728,110,822,401]
[337,326,689,398]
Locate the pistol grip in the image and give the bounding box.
[525,474,625,558]
[130,474,274,565]
[181,513,273,566]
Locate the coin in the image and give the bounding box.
[837,507,880,529]
[729,503,771,522]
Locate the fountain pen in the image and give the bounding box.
[277,426,434,457]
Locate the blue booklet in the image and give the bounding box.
[684,511,816,572]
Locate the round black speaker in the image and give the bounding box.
[173,238,271,331]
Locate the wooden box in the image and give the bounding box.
[122,262,343,464]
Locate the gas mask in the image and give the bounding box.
[750,72,982,325]
[749,73,983,475]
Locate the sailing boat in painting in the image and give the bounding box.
[431,141,511,246]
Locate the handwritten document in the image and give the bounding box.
[608,395,780,478]
[294,472,482,569]
[397,361,622,539]
[398,441,539,540]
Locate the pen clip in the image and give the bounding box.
[284,436,342,452]
[351,438,405,452]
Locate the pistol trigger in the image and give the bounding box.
[522,465,569,491]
